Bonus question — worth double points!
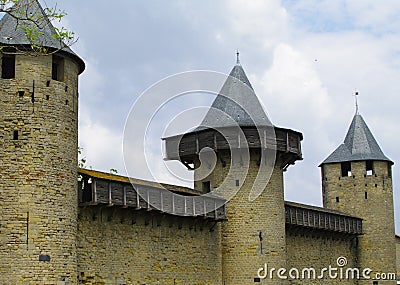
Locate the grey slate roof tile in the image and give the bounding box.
[195,63,272,131]
[0,0,84,72]
[321,114,392,165]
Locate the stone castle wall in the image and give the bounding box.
[396,236,400,281]
[77,207,222,285]
[0,53,80,284]
[286,230,357,285]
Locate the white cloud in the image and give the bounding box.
[346,0,400,33]
[227,0,290,49]
[260,43,332,120]
[78,114,124,175]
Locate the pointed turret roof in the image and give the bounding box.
[195,60,271,131]
[0,0,84,72]
[321,113,392,165]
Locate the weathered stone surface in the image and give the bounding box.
[0,53,80,284]
[77,207,222,284]
[286,231,357,285]
[396,235,400,281]
[322,161,397,285]
[194,148,288,284]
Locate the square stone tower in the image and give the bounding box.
[320,113,396,285]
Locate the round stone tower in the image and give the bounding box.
[320,112,396,284]
[164,58,302,284]
[0,1,85,283]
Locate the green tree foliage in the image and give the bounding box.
[0,0,76,55]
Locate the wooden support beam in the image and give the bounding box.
[123,186,127,208]
[92,180,97,204]
[107,182,113,207]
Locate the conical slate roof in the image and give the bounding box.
[0,0,84,72]
[195,61,271,131]
[321,114,392,165]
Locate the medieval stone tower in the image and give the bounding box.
[164,57,303,284]
[320,112,396,284]
[0,0,85,283]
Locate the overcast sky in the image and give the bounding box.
[46,0,400,232]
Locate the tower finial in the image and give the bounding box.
[236,49,240,65]
[354,91,359,114]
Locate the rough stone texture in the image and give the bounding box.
[76,207,222,285]
[194,148,287,284]
[322,161,397,284]
[0,53,79,284]
[286,230,358,285]
[396,236,400,281]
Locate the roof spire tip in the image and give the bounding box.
[236,49,240,65]
[354,90,359,115]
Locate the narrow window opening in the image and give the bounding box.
[65,85,68,92]
[52,62,58,80]
[388,163,392,178]
[65,99,69,105]
[375,184,378,188]
[2,54,15,79]
[202,181,211,193]
[366,160,374,176]
[341,162,352,177]
[336,197,340,203]
[365,192,368,199]
[18,90,24,98]
[46,80,50,87]
[46,95,49,100]
[13,130,18,140]
[52,55,64,82]
[235,179,239,187]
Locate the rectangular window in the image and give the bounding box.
[336,196,340,203]
[202,181,211,193]
[388,162,392,178]
[13,130,18,140]
[2,54,15,79]
[341,162,352,177]
[365,192,368,199]
[52,55,64,81]
[366,160,374,176]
